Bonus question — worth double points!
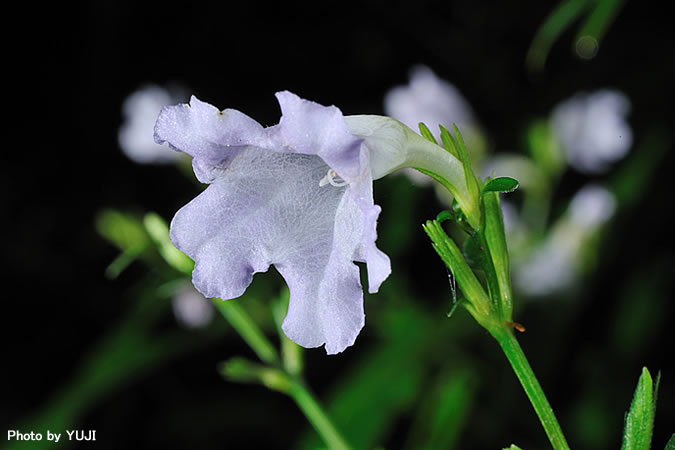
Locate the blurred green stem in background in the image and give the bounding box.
[212,299,280,365]
[526,0,627,70]
[216,290,353,450]
[289,380,353,450]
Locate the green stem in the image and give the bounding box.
[212,299,279,365]
[493,328,570,450]
[288,380,352,450]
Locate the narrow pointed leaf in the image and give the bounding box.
[664,434,675,450]
[621,367,657,450]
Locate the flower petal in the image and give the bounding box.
[159,92,393,354]
[279,190,366,354]
[154,96,268,181]
[170,146,372,353]
[275,91,364,182]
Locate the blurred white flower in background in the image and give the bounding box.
[551,90,632,174]
[514,184,616,297]
[384,65,485,186]
[568,184,617,228]
[119,85,186,164]
[172,281,214,329]
[385,65,476,141]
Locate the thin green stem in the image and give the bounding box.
[212,299,279,365]
[493,328,570,450]
[289,379,352,450]
[214,296,350,449]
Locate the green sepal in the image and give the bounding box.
[423,219,496,330]
[462,233,485,270]
[621,367,659,450]
[439,125,461,159]
[418,122,438,144]
[482,191,513,320]
[452,124,482,201]
[483,177,520,194]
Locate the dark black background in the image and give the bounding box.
[6,1,674,449]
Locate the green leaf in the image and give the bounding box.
[665,433,675,450]
[96,209,149,251]
[418,122,438,144]
[503,445,523,450]
[405,368,477,450]
[436,210,455,224]
[483,177,520,194]
[621,367,658,450]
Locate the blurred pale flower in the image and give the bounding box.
[154,91,391,354]
[514,184,616,297]
[514,237,576,297]
[119,85,184,164]
[172,282,214,328]
[385,65,475,141]
[384,65,483,186]
[552,90,632,173]
[568,184,616,228]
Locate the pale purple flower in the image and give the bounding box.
[119,85,185,164]
[154,92,391,354]
[514,184,616,297]
[172,281,214,329]
[385,65,476,141]
[568,184,616,228]
[384,65,482,186]
[552,90,632,173]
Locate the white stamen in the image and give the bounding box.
[319,169,348,187]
